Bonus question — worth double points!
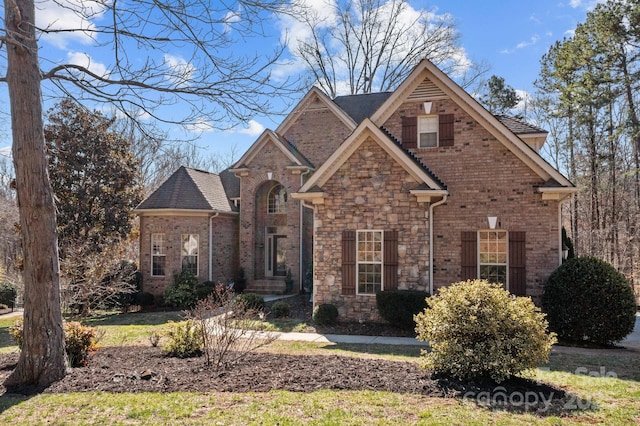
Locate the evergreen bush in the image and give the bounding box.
[232,293,265,313]
[542,256,636,345]
[271,301,290,318]
[163,320,203,358]
[376,290,429,330]
[0,282,18,309]
[415,279,556,383]
[313,303,338,325]
[163,270,199,308]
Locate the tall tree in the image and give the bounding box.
[293,0,480,97]
[1,0,293,388]
[44,98,143,258]
[479,75,521,115]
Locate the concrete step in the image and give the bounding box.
[245,279,286,295]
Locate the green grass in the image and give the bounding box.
[0,316,20,354]
[1,311,639,424]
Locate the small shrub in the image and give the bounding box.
[164,320,203,358]
[64,322,99,367]
[376,290,429,330]
[163,270,199,308]
[9,319,98,367]
[415,279,556,383]
[134,292,155,307]
[148,331,162,347]
[313,303,338,325]
[233,293,265,313]
[0,282,18,309]
[542,256,636,345]
[285,268,294,294]
[0,303,8,310]
[195,281,217,301]
[271,301,290,318]
[234,267,247,294]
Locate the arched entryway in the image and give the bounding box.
[254,181,288,279]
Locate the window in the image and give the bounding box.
[478,230,507,286]
[151,233,166,276]
[268,184,287,214]
[181,234,199,275]
[357,230,383,295]
[418,116,438,148]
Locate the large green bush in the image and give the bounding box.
[376,290,429,330]
[163,271,213,308]
[415,279,556,383]
[0,282,18,309]
[542,256,636,346]
[232,293,265,313]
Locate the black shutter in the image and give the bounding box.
[402,116,417,149]
[509,232,526,296]
[439,114,454,147]
[342,230,356,295]
[384,230,398,291]
[461,231,477,281]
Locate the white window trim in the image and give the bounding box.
[477,229,509,289]
[151,233,166,277]
[181,233,199,277]
[418,115,439,148]
[356,229,384,296]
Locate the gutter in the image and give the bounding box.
[429,195,448,295]
[209,211,219,282]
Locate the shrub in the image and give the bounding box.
[0,303,8,310]
[415,279,556,383]
[134,292,155,307]
[164,320,203,358]
[542,256,636,346]
[0,282,18,309]
[285,268,294,294]
[195,281,217,301]
[376,290,429,330]
[234,267,247,294]
[9,319,98,367]
[232,293,265,313]
[163,270,199,308]
[313,303,338,325]
[271,301,290,318]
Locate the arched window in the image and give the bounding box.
[268,184,287,214]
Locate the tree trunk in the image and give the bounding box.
[3,0,67,389]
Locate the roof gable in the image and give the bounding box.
[296,119,446,194]
[231,129,309,169]
[371,59,574,188]
[332,92,392,124]
[276,87,357,135]
[136,166,234,212]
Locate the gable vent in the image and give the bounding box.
[408,77,447,100]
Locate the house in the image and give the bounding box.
[136,59,575,320]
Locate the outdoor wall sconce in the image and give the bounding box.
[423,101,433,114]
[487,216,497,229]
[267,171,273,180]
[562,243,569,260]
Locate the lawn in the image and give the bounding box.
[0,310,639,425]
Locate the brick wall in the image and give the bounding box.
[313,138,431,321]
[383,99,561,301]
[139,212,238,295]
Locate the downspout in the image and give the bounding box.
[558,196,571,266]
[299,168,312,292]
[429,195,448,295]
[209,211,219,282]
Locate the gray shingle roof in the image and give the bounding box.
[136,166,235,212]
[333,92,392,124]
[495,115,547,135]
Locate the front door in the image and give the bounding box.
[266,234,287,277]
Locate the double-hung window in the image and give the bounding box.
[151,233,166,276]
[478,230,507,287]
[418,116,439,148]
[181,234,199,275]
[357,230,383,295]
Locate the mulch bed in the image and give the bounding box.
[0,294,578,414]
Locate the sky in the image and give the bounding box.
[0,0,602,164]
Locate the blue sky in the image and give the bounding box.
[0,0,600,163]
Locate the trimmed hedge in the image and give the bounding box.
[0,282,18,309]
[376,290,429,330]
[313,303,338,325]
[542,256,636,345]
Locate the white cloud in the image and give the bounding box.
[569,0,582,7]
[36,0,107,49]
[185,119,215,133]
[514,89,531,113]
[164,54,195,87]
[501,35,540,54]
[67,51,109,78]
[237,120,265,136]
[223,9,242,33]
[0,146,11,159]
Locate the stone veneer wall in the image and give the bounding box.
[139,213,238,295]
[382,99,561,300]
[313,138,431,321]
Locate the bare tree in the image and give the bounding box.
[293,0,478,97]
[1,0,296,388]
